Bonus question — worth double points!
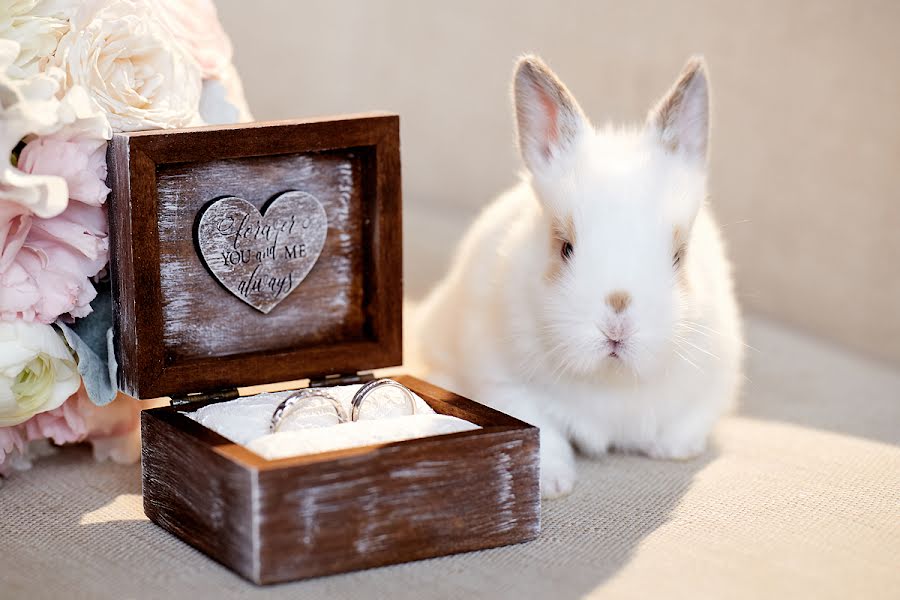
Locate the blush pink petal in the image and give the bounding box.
[18,138,110,207]
[23,397,89,444]
[157,0,233,79]
[29,201,108,262]
[0,390,87,472]
[0,263,42,321]
[0,427,28,458]
[0,387,143,473]
[0,202,31,270]
[0,200,108,323]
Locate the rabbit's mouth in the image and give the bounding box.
[606,338,624,358]
[601,338,630,369]
[599,328,631,361]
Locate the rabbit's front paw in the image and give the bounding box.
[645,432,708,461]
[540,446,577,498]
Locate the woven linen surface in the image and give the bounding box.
[1,317,898,600]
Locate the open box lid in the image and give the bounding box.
[106,114,402,399]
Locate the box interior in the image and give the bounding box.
[149,375,534,471]
[181,382,481,461]
[157,149,374,365]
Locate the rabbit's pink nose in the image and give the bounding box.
[605,331,626,345]
[606,290,631,313]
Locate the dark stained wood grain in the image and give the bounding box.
[141,411,256,575]
[106,114,402,399]
[141,375,541,585]
[157,152,364,359]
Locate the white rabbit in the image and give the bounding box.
[412,55,743,498]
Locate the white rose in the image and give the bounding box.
[50,0,203,132]
[1,39,67,218]
[154,0,233,80]
[0,0,75,79]
[0,40,60,144]
[1,39,111,218]
[0,321,80,427]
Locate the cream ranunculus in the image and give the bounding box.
[50,0,203,132]
[1,39,111,218]
[0,0,74,79]
[0,39,68,219]
[0,320,80,427]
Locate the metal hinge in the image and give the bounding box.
[170,387,240,407]
[308,372,375,388]
[169,372,374,407]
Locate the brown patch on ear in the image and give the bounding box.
[544,215,576,283]
[648,56,709,157]
[514,56,587,169]
[654,75,689,152]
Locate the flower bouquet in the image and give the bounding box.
[0,0,252,475]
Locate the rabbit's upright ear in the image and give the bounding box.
[648,57,710,163]
[514,55,589,174]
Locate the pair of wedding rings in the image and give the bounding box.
[269,378,417,433]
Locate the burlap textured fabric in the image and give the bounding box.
[1,317,898,600]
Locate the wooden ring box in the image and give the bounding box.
[106,114,540,584]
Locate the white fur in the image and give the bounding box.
[412,56,743,498]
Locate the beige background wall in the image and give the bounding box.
[216,0,900,367]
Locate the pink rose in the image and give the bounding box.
[0,199,108,323]
[156,0,233,79]
[17,138,110,206]
[22,393,89,445]
[0,386,142,474]
[0,388,88,474]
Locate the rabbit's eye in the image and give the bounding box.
[561,241,574,260]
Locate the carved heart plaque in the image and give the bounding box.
[195,191,328,314]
